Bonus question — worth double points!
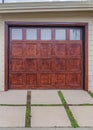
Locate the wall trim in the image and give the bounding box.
[1,1,93,13]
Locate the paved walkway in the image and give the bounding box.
[0,90,93,128]
[0,128,93,130]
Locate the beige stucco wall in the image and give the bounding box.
[0,11,93,91]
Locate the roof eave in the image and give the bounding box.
[0,1,93,13]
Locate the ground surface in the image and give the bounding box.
[0,90,93,128]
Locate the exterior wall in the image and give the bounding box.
[0,11,93,91]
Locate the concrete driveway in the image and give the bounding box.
[0,90,93,128]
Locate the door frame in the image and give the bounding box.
[5,22,88,91]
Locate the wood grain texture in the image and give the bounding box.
[4,22,88,90]
[10,40,82,89]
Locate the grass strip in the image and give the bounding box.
[31,104,63,106]
[58,91,79,128]
[68,104,93,106]
[88,91,93,98]
[25,104,31,127]
[25,91,31,127]
[0,104,26,106]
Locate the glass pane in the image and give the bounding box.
[41,29,51,40]
[26,28,37,40]
[55,29,66,40]
[70,29,80,40]
[11,28,22,40]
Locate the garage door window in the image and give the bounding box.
[70,29,80,40]
[41,29,52,40]
[26,28,37,40]
[11,28,81,41]
[55,29,66,40]
[11,28,22,40]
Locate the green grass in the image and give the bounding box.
[0,104,26,106]
[68,104,93,106]
[31,104,63,106]
[25,91,31,127]
[58,91,66,106]
[78,104,93,106]
[88,91,93,98]
[58,91,79,128]
[25,104,31,127]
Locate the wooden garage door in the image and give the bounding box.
[9,27,82,89]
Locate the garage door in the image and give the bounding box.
[9,27,82,89]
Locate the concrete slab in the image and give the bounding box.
[62,90,93,104]
[0,90,27,105]
[70,106,93,127]
[31,106,71,127]
[56,129,93,130]
[31,90,61,104]
[0,128,93,130]
[0,106,26,127]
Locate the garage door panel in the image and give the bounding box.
[25,59,37,72]
[24,44,38,57]
[10,85,26,89]
[55,59,66,72]
[53,44,66,57]
[26,73,37,85]
[67,59,82,71]
[66,73,82,86]
[11,44,23,58]
[51,73,65,86]
[55,73,65,85]
[39,59,52,72]
[67,44,81,56]
[10,73,26,85]
[40,44,52,57]
[11,59,25,72]
[40,73,51,85]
